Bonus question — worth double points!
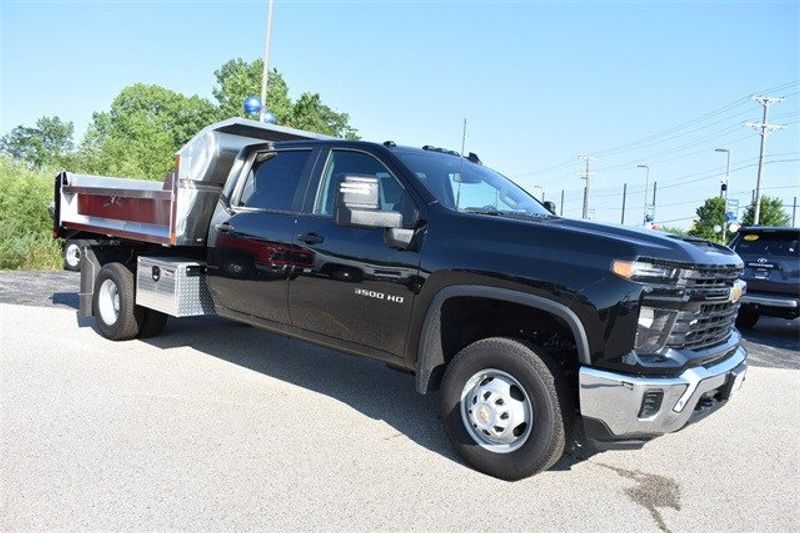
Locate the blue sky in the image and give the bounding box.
[2,0,798,228]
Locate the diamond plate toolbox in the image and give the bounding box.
[136,256,215,317]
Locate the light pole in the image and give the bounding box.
[259,0,276,123]
[637,164,650,226]
[715,148,731,242]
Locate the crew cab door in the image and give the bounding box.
[288,148,424,358]
[206,147,319,324]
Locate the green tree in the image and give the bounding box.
[688,197,726,243]
[80,84,218,180]
[659,225,687,236]
[741,195,790,227]
[291,92,358,139]
[213,59,293,123]
[0,116,74,168]
[212,58,358,139]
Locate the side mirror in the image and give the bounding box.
[335,175,403,229]
[543,201,557,215]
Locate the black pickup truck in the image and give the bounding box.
[54,119,748,480]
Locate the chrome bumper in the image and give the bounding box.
[741,293,799,308]
[579,345,747,440]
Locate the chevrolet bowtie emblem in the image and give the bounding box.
[729,280,745,303]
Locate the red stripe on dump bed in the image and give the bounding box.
[77,195,171,225]
[61,222,170,245]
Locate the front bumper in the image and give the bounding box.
[741,293,799,309]
[579,344,747,444]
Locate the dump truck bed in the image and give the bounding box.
[54,118,334,246]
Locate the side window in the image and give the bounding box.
[239,150,312,211]
[314,150,417,225]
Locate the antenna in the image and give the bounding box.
[460,118,467,156]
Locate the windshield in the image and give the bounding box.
[394,150,551,217]
[734,232,799,258]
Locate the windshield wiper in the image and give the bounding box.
[462,208,504,216]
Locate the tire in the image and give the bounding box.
[440,337,573,480]
[736,306,759,329]
[92,262,144,340]
[137,309,168,339]
[63,240,83,271]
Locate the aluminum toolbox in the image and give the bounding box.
[136,256,215,317]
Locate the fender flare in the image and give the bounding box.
[415,285,591,394]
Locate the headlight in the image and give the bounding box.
[635,306,677,354]
[612,259,679,282]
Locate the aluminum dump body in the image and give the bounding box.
[54,118,333,246]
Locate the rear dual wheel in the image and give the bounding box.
[93,262,167,341]
[63,240,83,271]
[440,337,573,480]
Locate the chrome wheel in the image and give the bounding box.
[460,368,533,453]
[97,279,120,325]
[65,243,81,268]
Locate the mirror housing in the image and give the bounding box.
[543,200,557,215]
[335,175,403,229]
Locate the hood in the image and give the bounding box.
[464,214,743,268]
[550,218,743,266]
[547,218,742,266]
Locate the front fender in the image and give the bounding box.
[414,284,590,394]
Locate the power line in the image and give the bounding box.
[512,80,799,177]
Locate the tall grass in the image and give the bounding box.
[0,157,62,269]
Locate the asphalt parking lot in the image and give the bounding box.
[1,271,798,531]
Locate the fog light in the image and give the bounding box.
[638,389,664,418]
[635,306,676,354]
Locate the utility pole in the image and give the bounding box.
[637,164,650,226]
[793,196,797,227]
[621,183,627,224]
[578,155,594,219]
[744,95,787,224]
[259,0,276,123]
[715,148,731,241]
[560,189,565,216]
[652,181,657,222]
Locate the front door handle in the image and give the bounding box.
[296,232,324,245]
[216,222,233,232]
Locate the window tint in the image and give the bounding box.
[315,150,416,225]
[239,150,312,211]
[734,233,799,257]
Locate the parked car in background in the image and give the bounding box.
[730,226,800,328]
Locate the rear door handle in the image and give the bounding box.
[216,223,233,232]
[296,232,324,245]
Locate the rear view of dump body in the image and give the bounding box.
[53,118,332,247]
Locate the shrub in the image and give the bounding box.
[0,157,61,269]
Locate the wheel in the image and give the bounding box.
[63,240,83,271]
[92,262,145,340]
[440,337,573,480]
[137,309,168,338]
[735,306,759,329]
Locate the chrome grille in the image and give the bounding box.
[666,265,743,351]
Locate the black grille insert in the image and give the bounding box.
[666,265,742,351]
